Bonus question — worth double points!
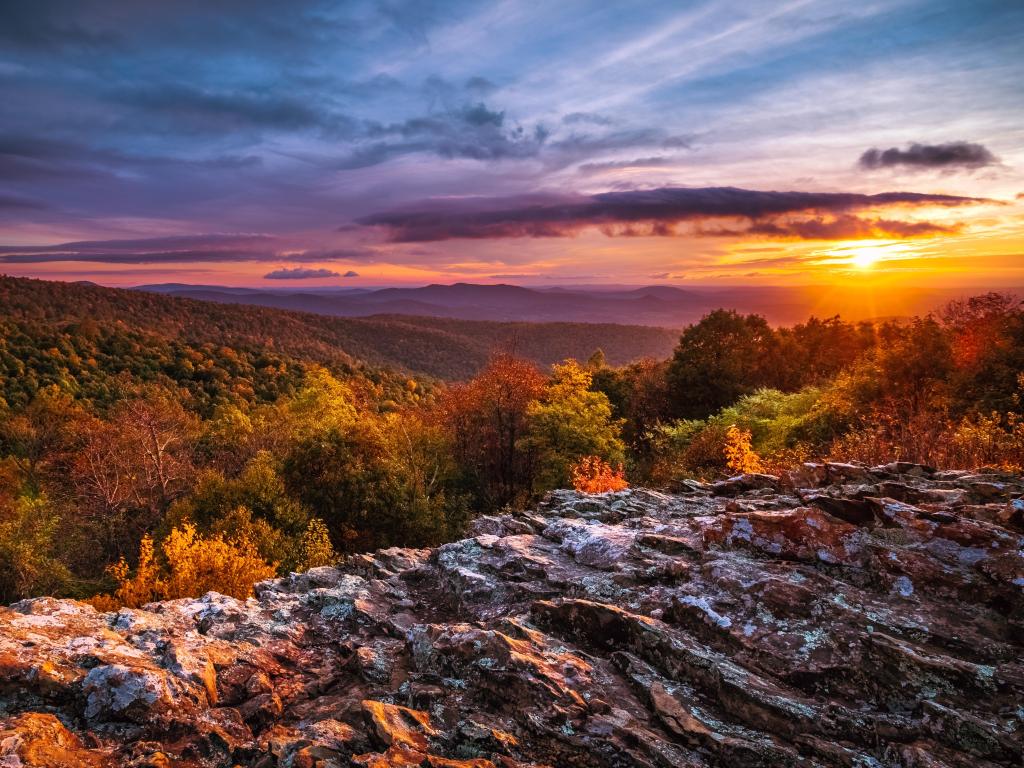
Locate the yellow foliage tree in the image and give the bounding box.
[89,523,276,610]
[723,424,763,474]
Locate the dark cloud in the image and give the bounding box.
[110,84,354,136]
[0,135,262,181]
[264,267,341,279]
[464,76,497,95]
[342,270,359,277]
[328,103,547,169]
[858,142,997,171]
[358,186,987,242]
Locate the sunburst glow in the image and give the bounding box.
[850,247,881,269]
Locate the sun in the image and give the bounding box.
[849,247,880,269]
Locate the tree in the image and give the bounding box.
[70,386,198,563]
[525,360,625,491]
[0,387,87,494]
[441,355,546,509]
[108,388,199,512]
[667,310,779,419]
[875,317,954,414]
[0,494,70,603]
[941,293,1024,413]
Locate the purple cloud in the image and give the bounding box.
[358,186,988,242]
[264,267,341,279]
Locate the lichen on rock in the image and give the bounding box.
[0,462,1022,766]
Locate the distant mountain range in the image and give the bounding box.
[135,282,1006,327]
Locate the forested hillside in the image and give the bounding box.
[0,276,678,386]
[1,274,1021,614]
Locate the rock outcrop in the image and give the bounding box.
[2,464,1023,767]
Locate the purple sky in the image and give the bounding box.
[1,0,1023,287]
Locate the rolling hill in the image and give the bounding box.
[0,275,680,382]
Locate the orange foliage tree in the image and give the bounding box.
[441,354,546,508]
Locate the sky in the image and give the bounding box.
[1,0,1022,288]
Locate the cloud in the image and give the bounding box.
[578,156,673,174]
[858,142,997,171]
[326,102,548,169]
[342,270,359,277]
[0,234,385,265]
[562,112,615,126]
[358,186,988,242]
[264,267,341,279]
[0,234,280,263]
[0,134,262,181]
[745,215,956,240]
[0,193,48,210]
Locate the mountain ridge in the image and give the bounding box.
[131,281,1016,327]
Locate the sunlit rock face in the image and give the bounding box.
[1,464,1023,767]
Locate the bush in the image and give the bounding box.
[571,456,628,493]
[723,425,763,474]
[299,518,338,570]
[89,523,276,610]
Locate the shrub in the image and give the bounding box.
[723,425,763,474]
[299,518,338,570]
[89,523,276,610]
[571,456,628,493]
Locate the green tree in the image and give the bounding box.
[667,310,779,419]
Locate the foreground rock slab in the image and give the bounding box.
[1,463,1023,767]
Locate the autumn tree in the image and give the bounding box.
[441,355,546,509]
[874,317,954,414]
[71,386,198,562]
[941,293,1024,413]
[525,360,625,491]
[0,387,87,494]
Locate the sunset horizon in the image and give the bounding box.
[2,1,1022,289]
[3,5,1024,765]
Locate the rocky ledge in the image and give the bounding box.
[2,463,1024,768]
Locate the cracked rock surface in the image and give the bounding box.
[1,463,1023,767]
